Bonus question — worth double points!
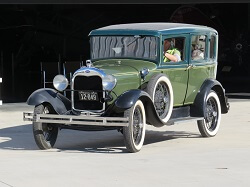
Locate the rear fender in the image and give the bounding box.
[190,79,229,117]
[27,88,71,114]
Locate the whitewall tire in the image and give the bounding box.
[123,100,146,153]
[197,91,221,137]
[146,74,173,123]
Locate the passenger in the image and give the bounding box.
[163,38,181,62]
[192,44,204,60]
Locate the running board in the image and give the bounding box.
[167,117,204,126]
[166,106,204,125]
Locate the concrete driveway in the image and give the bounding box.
[0,99,249,187]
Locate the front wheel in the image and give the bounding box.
[197,91,221,137]
[33,104,58,149]
[146,74,173,123]
[123,100,146,153]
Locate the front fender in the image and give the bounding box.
[114,89,151,110]
[190,79,229,117]
[105,89,166,127]
[27,88,71,114]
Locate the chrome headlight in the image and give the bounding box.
[53,75,69,92]
[102,75,117,91]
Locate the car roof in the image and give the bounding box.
[89,22,218,36]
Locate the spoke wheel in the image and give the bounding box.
[146,74,173,124]
[205,96,218,131]
[123,100,146,153]
[33,104,58,149]
[132,105,144,145]
[198,91,221,137]
[154,81,170,119]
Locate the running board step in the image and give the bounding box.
[167,117,204,126]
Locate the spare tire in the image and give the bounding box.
[146,73,173,123]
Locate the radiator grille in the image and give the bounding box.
[73,75,104,111]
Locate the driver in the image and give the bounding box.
[163,38,181,62]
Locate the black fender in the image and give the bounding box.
[114,89,151,111]
[190,79,230,117]
[27,88,71,114]
[106,89,166,127]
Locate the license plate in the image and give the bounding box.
[79,91,99,101]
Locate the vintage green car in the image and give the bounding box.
[24,23,229,153]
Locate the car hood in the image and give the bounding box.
[93,59,157,101]
[93,59,157,75]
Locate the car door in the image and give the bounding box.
[184,32,217,104]
[158,35,189,106]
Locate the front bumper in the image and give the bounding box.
[23,112,129,127]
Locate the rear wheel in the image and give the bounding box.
[33,104,58,149]
[123,100,146,153]
[197,91,221,137]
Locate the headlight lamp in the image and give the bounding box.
[53,75,69,92]
[102,75,117,91]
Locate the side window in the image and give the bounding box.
[163,37,185,63]
[191,35,207,61]
[210,35,216,59]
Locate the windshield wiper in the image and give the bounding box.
[126,35,144,47]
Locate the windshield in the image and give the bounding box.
[90,36,158,61]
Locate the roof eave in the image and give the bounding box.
[89,29,161,37]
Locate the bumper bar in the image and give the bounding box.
[23,112,129,127]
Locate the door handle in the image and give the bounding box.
[186,64,196,71]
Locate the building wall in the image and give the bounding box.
[0,4,249,102]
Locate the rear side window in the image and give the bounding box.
[191,35,207,61]
[210,35,216,59]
